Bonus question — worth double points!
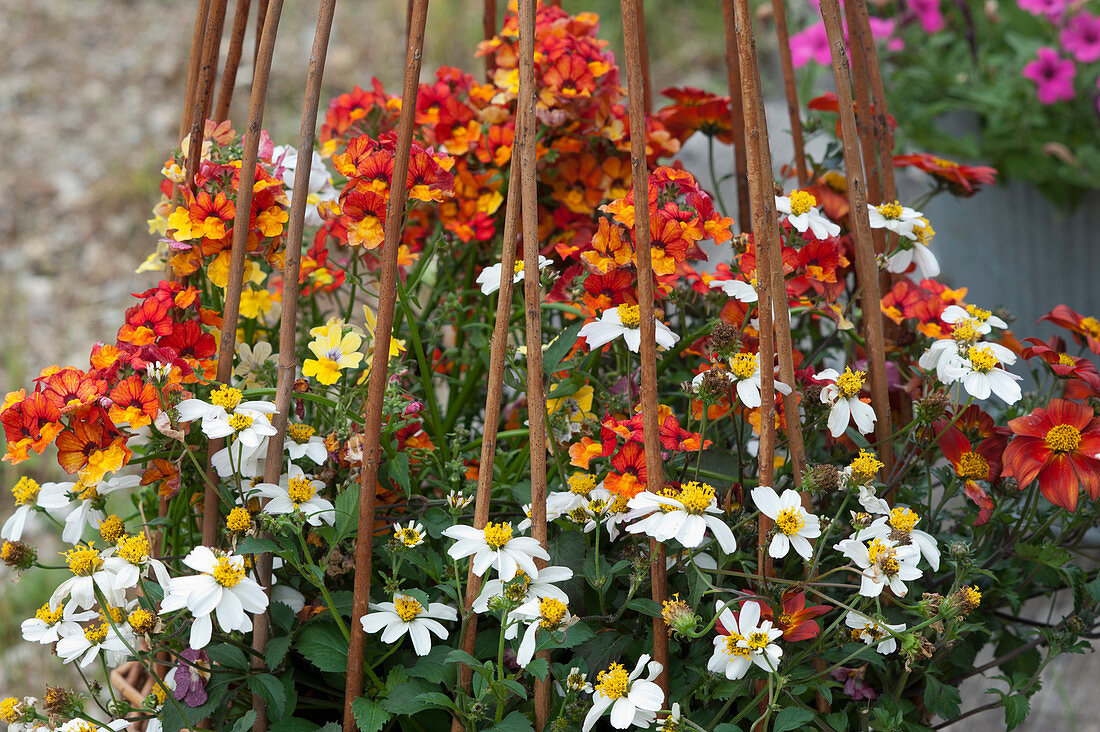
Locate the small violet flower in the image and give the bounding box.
[1022,47,1077,105]
[1061,11,1100,63]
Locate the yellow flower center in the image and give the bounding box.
[103,604,126,625]
[567,506,590,523]
[210,384,244,411]
[723,632,751,657]
[932,157,959,170]
[951,319,980,344]
[98,514,125,543]
[65,544,103,576]
[505,571,533,603]
[963,585,981,607]
[889,507,919,534]
[588,498,608,513]
[849,449,884,483]
[617,304,641,329]
[788,190,817,216]
[836,367,865,398]
[957,451,989,480]
[1057,353,1076,367]
[117,533,151,564]
[1081,316,1100,339]
[1045,424,1082,454]
[595,662,631,700]
[32,602,64,629]
[0,697,18,724]
[212,556,245,588]
[748,276,758,290]
[128,608,156,634]
[866,538,889,564]
[228,413,254,432]
[394,595,423,622]
[84,623,109,645]
[867,539,900,576]
[568,472,597,495]
[483,521,514,549]
[966,346,998,373]
[69,723,97,732]
[746,631,771,651]
[609,495,630,514]
[77,481,99,502]
[913,218,935,245]
[11,477,40,506]
[512,259,525,275]
[877,202,903,219]
[286,424,316,443]
[539,597,568,628]
[226,507,252,533]
[678,481,716,514]
[775,506,805,536]
[965,304,991,321]
[287,476,317,505]
[396,527,423,547]
[730,352,758,380]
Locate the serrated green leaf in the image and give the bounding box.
[247,674,286,719]
[237,536,280,554]
[407,645,455,684]
[206,643,249,671]
[265,635,292,669]
[544,322,585,374]
[924,676,961,720]
[230,710,257,732]
[270,718,320,732]
[296,623,349,673]
[1004,692,1030,729]
[351,696,391,732]
[773,707,815,732]
[380,680,436,715]
[415,691,459,712]
[524,657,549,681]
[498,678,527,700]
[487,711,535,732]
[625,598,662,617]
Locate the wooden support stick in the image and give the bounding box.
[621,0,668,700]
[180,0,212,142]
[343,3,429,729]
[771,0,809,186]
[184,0,229,191]
[214,0,253,122]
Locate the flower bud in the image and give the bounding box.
[917,592,943,620]
[661,594,700,638]
[0,540,35,570]
[949,541,969,559]
[803,463,840,493]
[709,322,740,357]
[916,391,950,425]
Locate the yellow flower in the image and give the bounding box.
[303,323,364,385]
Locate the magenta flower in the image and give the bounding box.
[1061,12,1100,63]
[1017,0,1070,21]
[1022,47,1077,104]
[790,21,832,68]
[909,0,945,33]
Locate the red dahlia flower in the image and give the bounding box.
[1039,305,1100,355]
[1003,399,1100,511]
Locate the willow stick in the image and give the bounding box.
[741,0,807,488]
[201,0,283,549]
[724,9,752,231]
[484,0,497,77]
[633,0,653,114]
[818,0,894,472]
[184,0,229,191]
[180,0,212,142]
[850,0,897,203]
[343,3,429,729]
[214,0,253,122]
[844,0,885,217]
[255,0,269,64]
[771,0,808,186]
[621,0,668,699]
[250,1,336,729]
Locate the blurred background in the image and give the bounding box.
[0,0,1096,728]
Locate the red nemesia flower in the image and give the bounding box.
[38,367,108,415]
[118,294,174,347]
[2,390,64,464]
[893,153,997,197]
[108,374,160,429]
[656,87,734,144]
[1003,399,1100,511]
[55,408,132,482]
[605,441,647,499]
[189,190,236,241]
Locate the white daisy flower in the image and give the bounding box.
[583,654,665,732]
[210,435,268,479]
[2,477,48,542]
[885,240,939,279]
[867,201,923,240]
[941,304,1007,335]
[579,305,680,353]
[473,565,573,617]
[175,384,277,448]
[283,423,328,465]
[59,719,129,732]
[718,352,792,409]
[476,256,552,295]
[624,481,737,553]
[776,190,840,239]
[103,532,172,591]
[708,600,783,679]
[546,472,601,517]
[158,546,269,649]
[512,596,574,667]
[392,520,426,549]
[708,274,758,303]
[835,536,922,598]
[941,344,1022,405]
[21,602,97,645]
[249,465,335,526]
[814,367,877,438]
[359,594,457,656]
[845,611,905,654]
[442,521,551,581]
[751,485,821,560]
[50,543,125,611]
[37,474,140,545]
[56,615,132,668]
[857,507,940,571]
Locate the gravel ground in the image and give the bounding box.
[0,0,1095,727]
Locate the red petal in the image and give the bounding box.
[1002,438,1047,487]
[936,424,970,464]
[1008,412,1054,439]
[1038,454,1079,512]
[1045,398,1092,431]
[1070,453,1100,500]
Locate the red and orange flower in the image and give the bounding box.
[1003,399,1100,512]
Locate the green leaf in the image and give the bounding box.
[265,635,292,669]
[385,452,411,496]
[544,322,586,374]
[415,692,459,712]
[270,719,320,732]
[247,674,287,719]
[487,711,535,732]
[230,711,257,732]
[1004,693,1030,730]
[446,649,485,669]
[772,707,815,732]
[524,657,549,681]
[498,678,528,700]
[625,598,662,617]
[297,623,349,673]
[407,645,455,684]
[206,643,249,671]
[824,712,848,730]
[334,484,360,542]
[237,536,280,555]
[924,676,961,720]
[351,696,392,732]
[270,600,296,632]
[713,725,742,732]
[380,680,437,715]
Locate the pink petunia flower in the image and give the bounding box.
[1061,11,1100,63]
[909,0,945,33]
[1022,47,1077,104]
[790,21,832,68]
[1017,0,1070,22]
